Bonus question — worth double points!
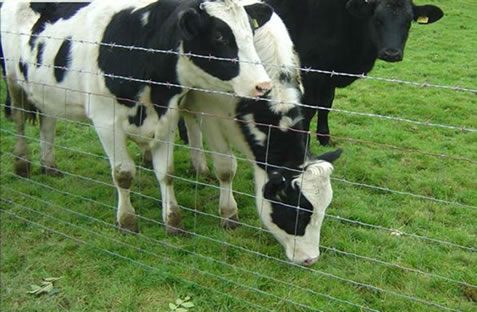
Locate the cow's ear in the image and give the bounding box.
[346,0,375,18]
[244,3,274,29]
[315,149,343,163]
[413,5,444,24]
[263,171,286,200]
[178,8,202,41]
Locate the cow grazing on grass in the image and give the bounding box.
[182,9,342,265]
[1,0,274,233]
[264,0,444,145]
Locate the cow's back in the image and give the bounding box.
[0,0,157,119]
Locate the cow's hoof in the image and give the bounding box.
[117,215,139,234]
[317,135,333,146]
[165,211,187,236]
[41,166,63,177]
[221,214,240,230]
[15,159,31,178]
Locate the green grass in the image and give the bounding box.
[1,0,476,311]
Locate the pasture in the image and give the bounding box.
[1,0,476,311]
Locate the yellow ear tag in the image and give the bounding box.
[252,19,259,29]
[417,16,429,24]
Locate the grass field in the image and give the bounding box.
[1,0,476,311]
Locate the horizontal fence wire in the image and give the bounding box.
[2,55,477,134]
[4,168,476,292]
[0,164,472,312]
[3,152,476,253]
[1,196,467,312]
[2,102,476,169]
[1,191,379,312]
[2,30,477,97]
[2,199,330,312]
[1,25,475,312]
[0,205,276,312]
[5,184,476,291]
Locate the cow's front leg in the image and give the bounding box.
[94,123,138,233]
[315,87,335,146]
[150,111,185,235]
[183,113,209,176]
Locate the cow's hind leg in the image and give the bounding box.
[94,124,138,233]
[150,111,185,235]
[213,151,239,229]
[183,113,209,176]
[9,87,32,177]
[39,115,62,176]
[201,120,239,229]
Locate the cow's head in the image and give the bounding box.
[346,0,443,62]
[178,0,273,97]
[258,149,342,266]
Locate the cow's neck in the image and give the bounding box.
[266,0,379,81]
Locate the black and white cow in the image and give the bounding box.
[264,0,444,145]
[182,9,342,265]
[1,0,274,233]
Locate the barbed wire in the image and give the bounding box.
[2,30,477,97]
[2,153,475,253]
[2,55,476,134]
[5,184,476,291]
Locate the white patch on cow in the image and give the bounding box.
[243,114,267,146]
[254,160,334,265]
[251,12,304,114]
[141,11,150,26]
[200,0,271,97]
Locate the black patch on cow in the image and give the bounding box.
[236,93,314,236]
[268,182,313,236]
[29,2,90,49]
[98,1,186,114]
[265,0,443,145]
[36,42,45,67]
[19,59,29,82]
[183,17,240,81]
[54,38,72,83]
[128,105,148,127]
[236,98,307,173]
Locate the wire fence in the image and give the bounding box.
[1,26,476,312]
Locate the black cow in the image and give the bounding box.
[265,0,444,145]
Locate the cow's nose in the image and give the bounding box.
[302,256,319,266]
[254,81,272,97]
[380,48,403,62]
